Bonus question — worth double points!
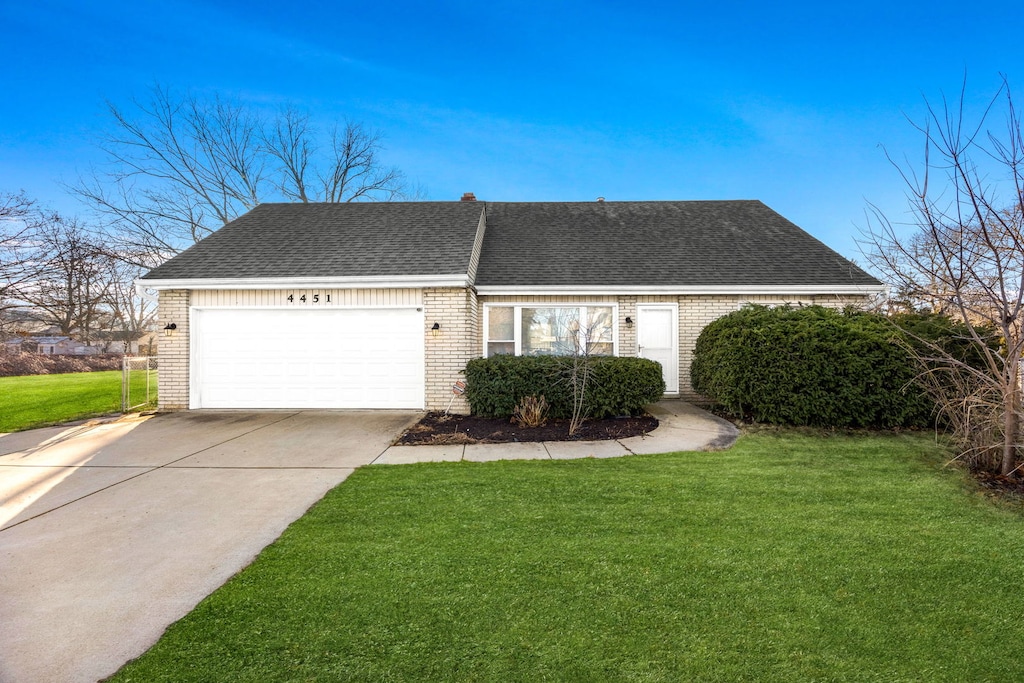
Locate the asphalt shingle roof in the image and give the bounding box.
[141,199,880,288]
[140,202,485,280]
[474,201,878,287]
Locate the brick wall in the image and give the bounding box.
[618,295,637,357]
[677,295,747,400]
[157,289,190,410]
[424,287,479,412]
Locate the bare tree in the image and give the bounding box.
[539,309,614,436]
[102,259,156,353]
[22,215,115,344]
[0,191,33,226]
[0,192,43,338]
[265,111,405,204]
[74,85,408,265]
[865,75,1024,475]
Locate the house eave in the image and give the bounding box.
[137,274,472,291]
[474,284,887,296]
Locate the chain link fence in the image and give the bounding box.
[122,356,158,412]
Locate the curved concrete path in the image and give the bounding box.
[374,400,739,464]
[0,401,735,682]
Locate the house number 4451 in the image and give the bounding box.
[287,294,330,303]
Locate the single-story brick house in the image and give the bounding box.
[139,197,884,412]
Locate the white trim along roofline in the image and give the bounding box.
[137,274,472,291]
[474,284,888,296]
[137,277,887,297]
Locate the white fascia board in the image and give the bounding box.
[134,280,160,303]
[475,284,888,296]
[138,274,471,291]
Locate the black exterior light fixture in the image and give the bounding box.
[163,322,177,336]
[431,322,441,338]
[625,316,633,328]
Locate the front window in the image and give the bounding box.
[487,306,515,356]
[485,305,615,357]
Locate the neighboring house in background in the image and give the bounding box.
[134,332,159,356]
[2,336,104,355]
[139,197,885,413]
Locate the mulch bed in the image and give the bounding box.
[973,471,1024,499]
[396,411,658,445]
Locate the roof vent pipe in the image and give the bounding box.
[461,192,477,201]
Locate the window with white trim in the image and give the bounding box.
[484,305,615,357]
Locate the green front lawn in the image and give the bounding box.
[0,370,156,432]
[113,433,1024,682]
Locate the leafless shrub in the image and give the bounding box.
[512,395,549,428]
[0,353,49,376]
[46,355,90,374]
[908,346,1005,471]
[0,353,124,377]
[865,75,1024,475]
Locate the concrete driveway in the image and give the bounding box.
[0,410,418,683]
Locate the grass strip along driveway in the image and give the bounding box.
[0,370,155,432]
[113,433,1024,682]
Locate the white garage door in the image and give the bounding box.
[192,308,424,409]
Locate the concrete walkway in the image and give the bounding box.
[374,400,739,464]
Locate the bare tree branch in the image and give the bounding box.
[19,216,115,344]
[72,85,409,261]
[1,193,51,339]
[864,75,1024,475]
[264,107,314,203]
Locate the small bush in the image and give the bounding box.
[465,355,665,419]
[512,395,549,427]
[691,305,933,428]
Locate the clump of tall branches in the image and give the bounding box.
[74,85,408,267]
[512,395,549,428]
[0,192,155,349]
[0,192,39,335]
[561,313,612,436]
[865,75,1024,475]
[891,312,1003,470]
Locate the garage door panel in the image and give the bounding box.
[193,308,424,409]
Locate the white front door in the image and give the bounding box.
[637,304,679,394]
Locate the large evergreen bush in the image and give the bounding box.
[889,311,997,371]
[465,355,665,419]
[690,305,932,428]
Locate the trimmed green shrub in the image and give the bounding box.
[465,355,665,419]
[690,305,933,428]
[890,311,998,371]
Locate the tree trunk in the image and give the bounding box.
[1002,376,1020,476]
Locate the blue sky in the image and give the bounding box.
[2,0,1021,262]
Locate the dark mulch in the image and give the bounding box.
[396,411,658,445]
[973,471,1024,500]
